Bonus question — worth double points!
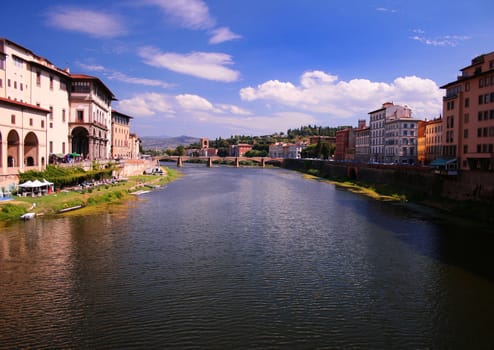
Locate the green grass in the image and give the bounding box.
[0,167,182,222]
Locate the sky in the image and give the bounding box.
[2,0,494,138]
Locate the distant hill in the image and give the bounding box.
[140,135,200,150]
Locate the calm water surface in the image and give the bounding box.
[1,166,493,349]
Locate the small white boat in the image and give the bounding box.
[20,212,36,220]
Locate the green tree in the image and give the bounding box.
[175,145,186,156]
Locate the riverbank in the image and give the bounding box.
[0,167,182,223]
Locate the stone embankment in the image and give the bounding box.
[283,159,494,201]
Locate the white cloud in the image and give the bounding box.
[48,7,127,38]
[78,63,170,88]
[410,34,471,47]
[116,93,175,117]
[209,27,242,44]
[138,46,240,82]
[217,104,252,115]
[145,0,214,30]
[176,94,214,110]
[376,7,398,13]
[144,0,241,44]
[240,71,443,119]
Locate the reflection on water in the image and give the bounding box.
[1,166,493,349]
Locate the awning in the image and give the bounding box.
[429,158,457,166]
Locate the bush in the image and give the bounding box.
[0,204,27,221]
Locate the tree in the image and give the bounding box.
[175,145,186,156]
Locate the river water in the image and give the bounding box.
[1,166,493,349]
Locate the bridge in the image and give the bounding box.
[155,156,283,168]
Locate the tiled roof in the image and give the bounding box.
[0,97,50,113]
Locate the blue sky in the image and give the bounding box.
[2,0,493,138]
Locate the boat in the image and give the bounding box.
[57,205,84,213]
[20,212,36,220]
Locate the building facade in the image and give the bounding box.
[0,37,139,189]
[383,118,419,164]
[369,102,412,162]
[69,74,115,160]
[355,119,370,163]
[440,51,494,171]
[111,110,133,159]
[335,127,355,161]
[424,117,443,164]
[269,142,306,159]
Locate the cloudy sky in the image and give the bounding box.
[2,0,493,138]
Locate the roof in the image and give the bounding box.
[112,109,134,119]
[0,97,50,113]
[71,74,116,100]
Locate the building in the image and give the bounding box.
[424,117,443,164]
[440,51,494,171]
[129,133,140,160]
[0,37,139,189]
[111,110,133,159]
[0,98,49,172]
[355,119,370,163]
[230,143,252,157]
[269,142,306,159]
[369,102,412,162]
[69,74,115,160]
[383,118,420,164]
[335,127,355,161]
[1,37,71,172]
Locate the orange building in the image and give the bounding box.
[111,110,133,159]
[440,51,494,171]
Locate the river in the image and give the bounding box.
[1,165,493,349]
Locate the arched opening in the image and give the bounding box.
[72,127,89,158]
[24,132,39,167]
[7,130,20,168]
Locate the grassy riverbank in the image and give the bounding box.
[0,167,181,223]
[303,174,406,202]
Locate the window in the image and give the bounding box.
[50,122,53,129]
[483,127,488,137]
[477,144,481,153]
[0,78,2,88]
[478,112,483,121]
[465,82,470,91]
[491,110,494,120]
[479,95,484,105]
[11,114,15,124]
[29,118,33,126]
[49,106,53,120]
[62,142,66,154]
[14,81,17,89]
[49,76,54,90]
[36,71,41,86]
[8,79,11,87]
[41,120,45,128]
[62,109,66,122]
[478,128,482,137]
[49,141,53,154]
[0,55,5,70]
[465,98,470,107]
[464,129,469,138]
[464,145,468,154]
[20,83,23,91]
[77,110,84,122]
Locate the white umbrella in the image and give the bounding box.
[18,180,34,188]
